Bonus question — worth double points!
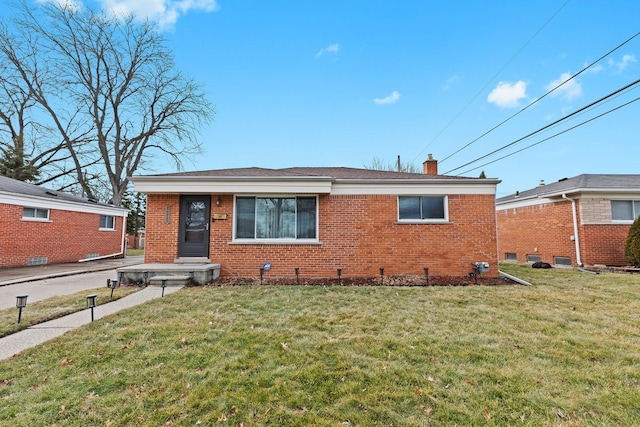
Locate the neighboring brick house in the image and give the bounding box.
[0,175,128,268]
[496,174,640,268]
[131,157,501,282]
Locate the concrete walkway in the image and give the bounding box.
[0,284,182,361]
[0,256,184,362]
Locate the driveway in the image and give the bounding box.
[0,256,143,310]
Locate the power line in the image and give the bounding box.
[440,30,640,165]
[443,78,640,174]
[455,96,640,175]
[412,0,571,163]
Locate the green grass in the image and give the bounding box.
[0,286,140,338]
[1,264,640,426]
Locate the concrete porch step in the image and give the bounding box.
[148,275,192,286]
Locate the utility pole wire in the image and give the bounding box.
[443,78,640,175]
[439,30,640,165]
[413,0,572,163]
[456,96,640,176]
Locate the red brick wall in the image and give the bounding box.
[144,194,181,262]
[497,200,632,266]
[497,201,576,265]
[0,203,124,268]
[581,224,629,266]
[145,193,498,279]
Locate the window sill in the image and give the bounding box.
[230,239,322,245]
[395,220,452,225]
[21,218,52,223]
[99,228,116,232]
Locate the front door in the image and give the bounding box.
[178,195,211,258]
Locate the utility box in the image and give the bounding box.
[474,262,490,273]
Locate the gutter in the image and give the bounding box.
[562,193,583,267]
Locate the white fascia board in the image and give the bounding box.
[331,180,499,196]
[0,192,128,216]
[132,177,333,194]
[496,197,558,211]
[132,176,500,196]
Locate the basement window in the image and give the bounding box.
[526,254,541,263]
[100,215,115,230]
[504,253,517,262]
[554,256,572,267]
[22,207,50,221]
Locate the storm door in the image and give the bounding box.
[178,195,211,258]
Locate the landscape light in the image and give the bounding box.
[108,279,118,300]
[161,279,167,297]
[86,294,98,322]
[16,295,28,323]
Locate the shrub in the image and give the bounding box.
[625,216,640,267]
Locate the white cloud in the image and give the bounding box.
[442,74,460,91]
[316,43,340,58]
[373,90,401,105]
[101,0,218,30]
[615,54,636,72]
[487,81,527,108]
[545,72,582,100]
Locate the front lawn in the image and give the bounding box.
[1,264,639,426]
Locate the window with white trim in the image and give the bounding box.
[235,196,317,240]
[398,196,446,221]
[611,200,640,221]
[100,215,115,229]
[23,207,49,220]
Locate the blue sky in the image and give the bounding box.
[24,1,640,196]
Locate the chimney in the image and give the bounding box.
[423,154,438,175]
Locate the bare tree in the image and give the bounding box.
[363,155,420,173]
[0,1,214,204]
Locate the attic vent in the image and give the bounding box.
[45,191,58,197]
[28,256,48,266]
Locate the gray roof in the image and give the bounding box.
[0,175,115,208]
[497,174,640,203]
[139,166,488,181]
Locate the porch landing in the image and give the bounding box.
[116,262,220,286]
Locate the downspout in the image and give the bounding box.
[78,212,129,262]
[562,194,583,267]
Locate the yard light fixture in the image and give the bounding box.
[380,268,385,284]
[295,268,300,285]
[143,271,149,284]
[86,294,98,322]
[259,268,264,285]
[161,279,167,297]
[337,268,342,286]
[108,279,118,300]
[424,267,429,285]
[16,295,28,323]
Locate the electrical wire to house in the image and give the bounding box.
[453,95,640,176]
[438,30,640,166]
[412,0,572,163]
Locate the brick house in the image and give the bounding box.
[496,174,640,268]
[0,175,128,268]
[131,157,501,283]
